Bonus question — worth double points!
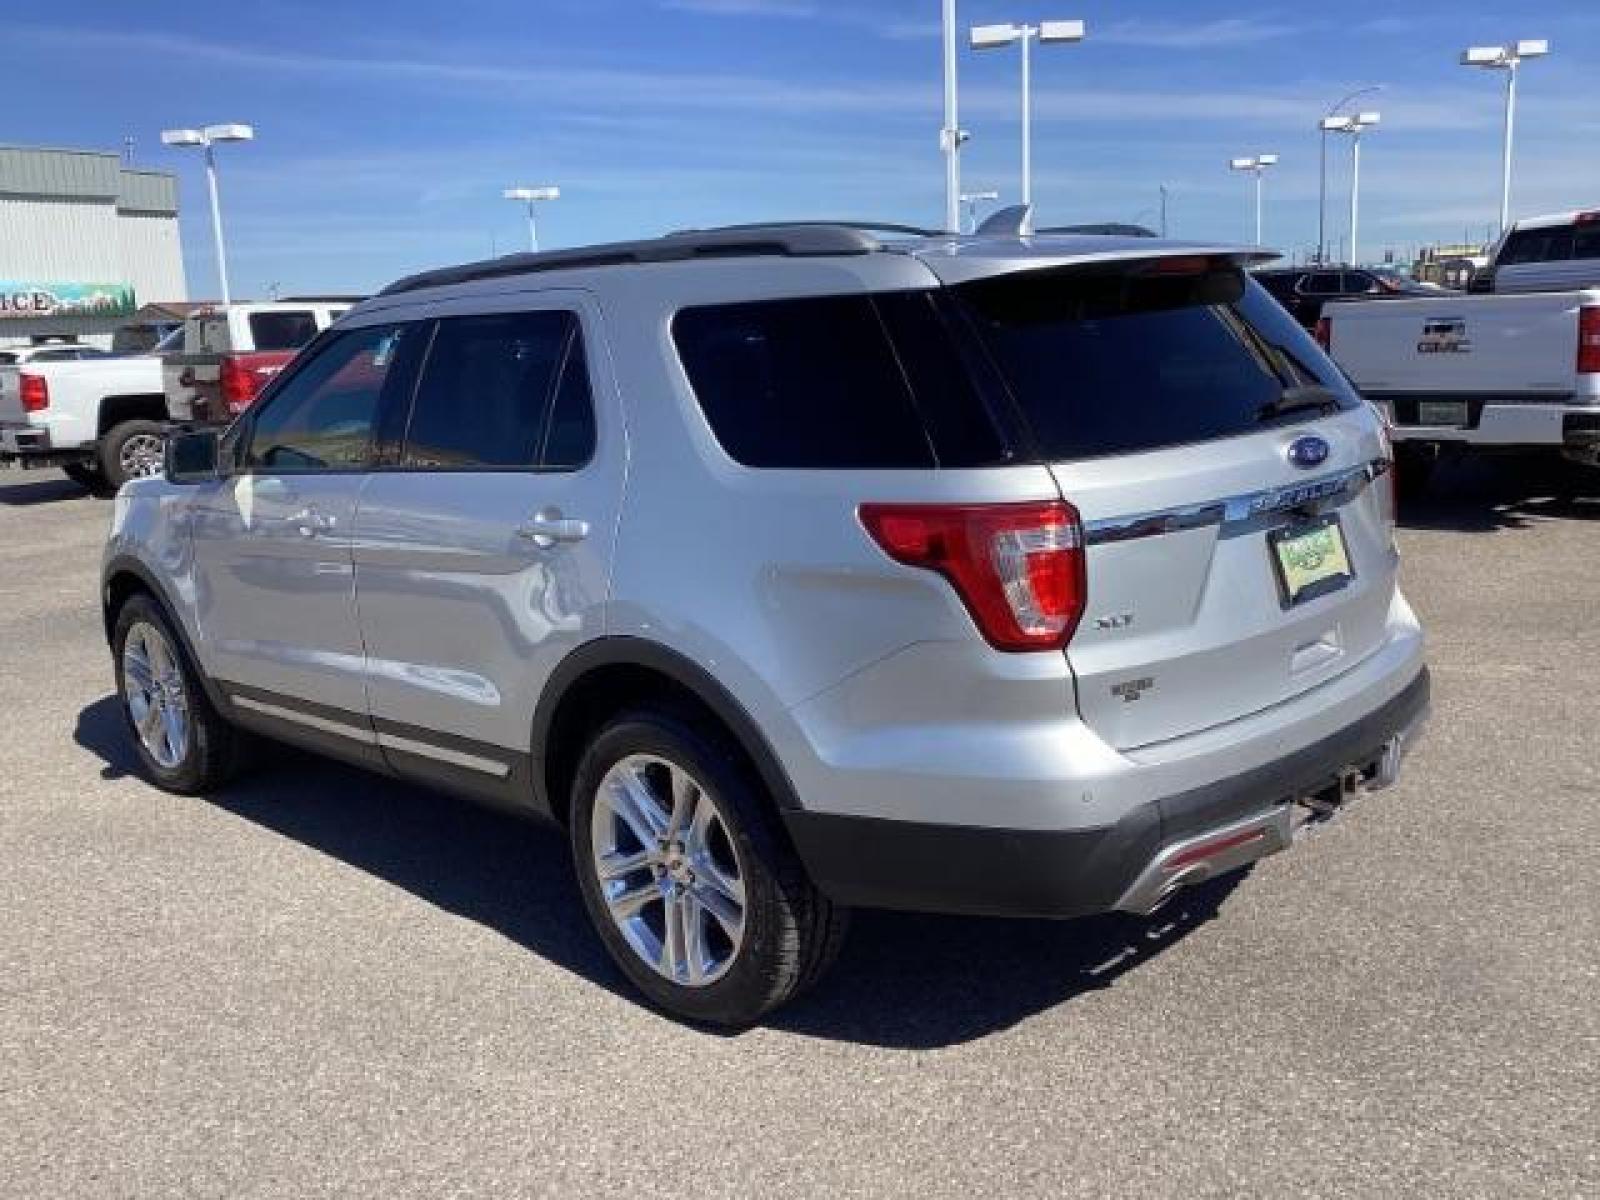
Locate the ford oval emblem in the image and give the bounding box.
[1287,435,1330,470]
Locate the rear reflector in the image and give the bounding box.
[1163,827,1267,874]
[1314,316,1332,352]
[19,373,48,412]
[1579,306,1600,374]
[859,500,1086,651]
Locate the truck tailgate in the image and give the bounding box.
[1324,290,1597,397]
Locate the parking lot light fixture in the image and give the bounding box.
[160,122,254,305]
[1229,154,1277,246]
[1460,39,1549,234]
[503,186,561,253]
[959,189,1000,233]
[1322,113,1379,265]
[969,17,1086,232]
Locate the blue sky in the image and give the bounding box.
[9,1,1600,297]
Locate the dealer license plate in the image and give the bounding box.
[1269,516,1354,607]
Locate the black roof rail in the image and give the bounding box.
[378,224,884,297]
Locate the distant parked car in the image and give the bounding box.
[1255,267,1440,329]
[1468,209,1600,294]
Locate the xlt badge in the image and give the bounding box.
[1110,677,1154,703]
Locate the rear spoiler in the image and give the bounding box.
[907,240,1280,286]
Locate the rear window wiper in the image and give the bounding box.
[1258,384,1343,422]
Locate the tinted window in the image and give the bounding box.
[1499,228,1573,265]
[1573,227,1600,260]
[1302,272,1342,293]
[245,324,415,471]
[0,352,14,364]
[249,311,320,352]
[1254,272,1301,301]
[1341,272,1379,294]
[673,295,935,468]
[402,311,588,469]
[953,269,1356,461]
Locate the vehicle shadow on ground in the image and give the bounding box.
[1399,454,1600,533]
[74,693,1242,1048]
[0,475,91,506]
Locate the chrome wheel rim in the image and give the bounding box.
[122,621,190,769]
[119,433,165,479]
[590,754,747,987]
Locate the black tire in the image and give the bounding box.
[60,462,106,492]
[111,593,243,795]
[569,711,848,1026]
[98,420,167,490]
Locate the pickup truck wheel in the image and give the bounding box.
[99,420,167,489]
[112,594,242,795]
[570,711,848,1026]
[61,462,105,492]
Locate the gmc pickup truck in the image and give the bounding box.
[1319,289,1600,487]
[0,331,176,490]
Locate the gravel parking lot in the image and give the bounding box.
[2,459,1596,1198]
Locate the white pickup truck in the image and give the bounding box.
[1320,210,1600,488]
[0,330,177,490]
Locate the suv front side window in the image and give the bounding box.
[243,324,416,472]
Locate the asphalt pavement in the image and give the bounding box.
[2,457,1596,1198]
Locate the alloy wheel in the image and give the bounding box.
[590,754,747,986]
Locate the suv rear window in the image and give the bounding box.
[249,311,320,351]
[953,267,1356,461]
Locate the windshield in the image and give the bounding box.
[953,267,1358,461]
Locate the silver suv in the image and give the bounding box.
[102,224,1430,1025]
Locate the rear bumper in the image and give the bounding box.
[1374,399,1600,449]
[0,422,91,468]
[785,666,1430,919]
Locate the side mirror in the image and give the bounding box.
[165,429,221,484]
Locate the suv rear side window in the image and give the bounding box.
[672,294,1007,468]
[953,267,1355,461]
[401,311,593,470]
[249,311,320,351]
[245,324,416,471]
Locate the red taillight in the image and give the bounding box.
[19,373,48,412]
[219,355,259,412]
[1579,306,1600,374]
[1314,316,1332,352]
[859,500,1086,651]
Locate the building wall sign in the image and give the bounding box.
[0,282,137,319]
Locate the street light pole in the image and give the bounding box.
[161,123,254,304]
[970,19,1085,232]
[1229,155,1277,246]
[959,189,1000,233]
[1318,85,1381,264]
[942,0,961,233]
[1321,112,1379,264]
[1461,41,1548,233]
[202,143,230,305]
[503,186,560,253]
[1349,133,1362,267]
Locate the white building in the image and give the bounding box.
[0,145,186,349]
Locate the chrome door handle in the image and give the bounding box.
[516,513,589,546]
